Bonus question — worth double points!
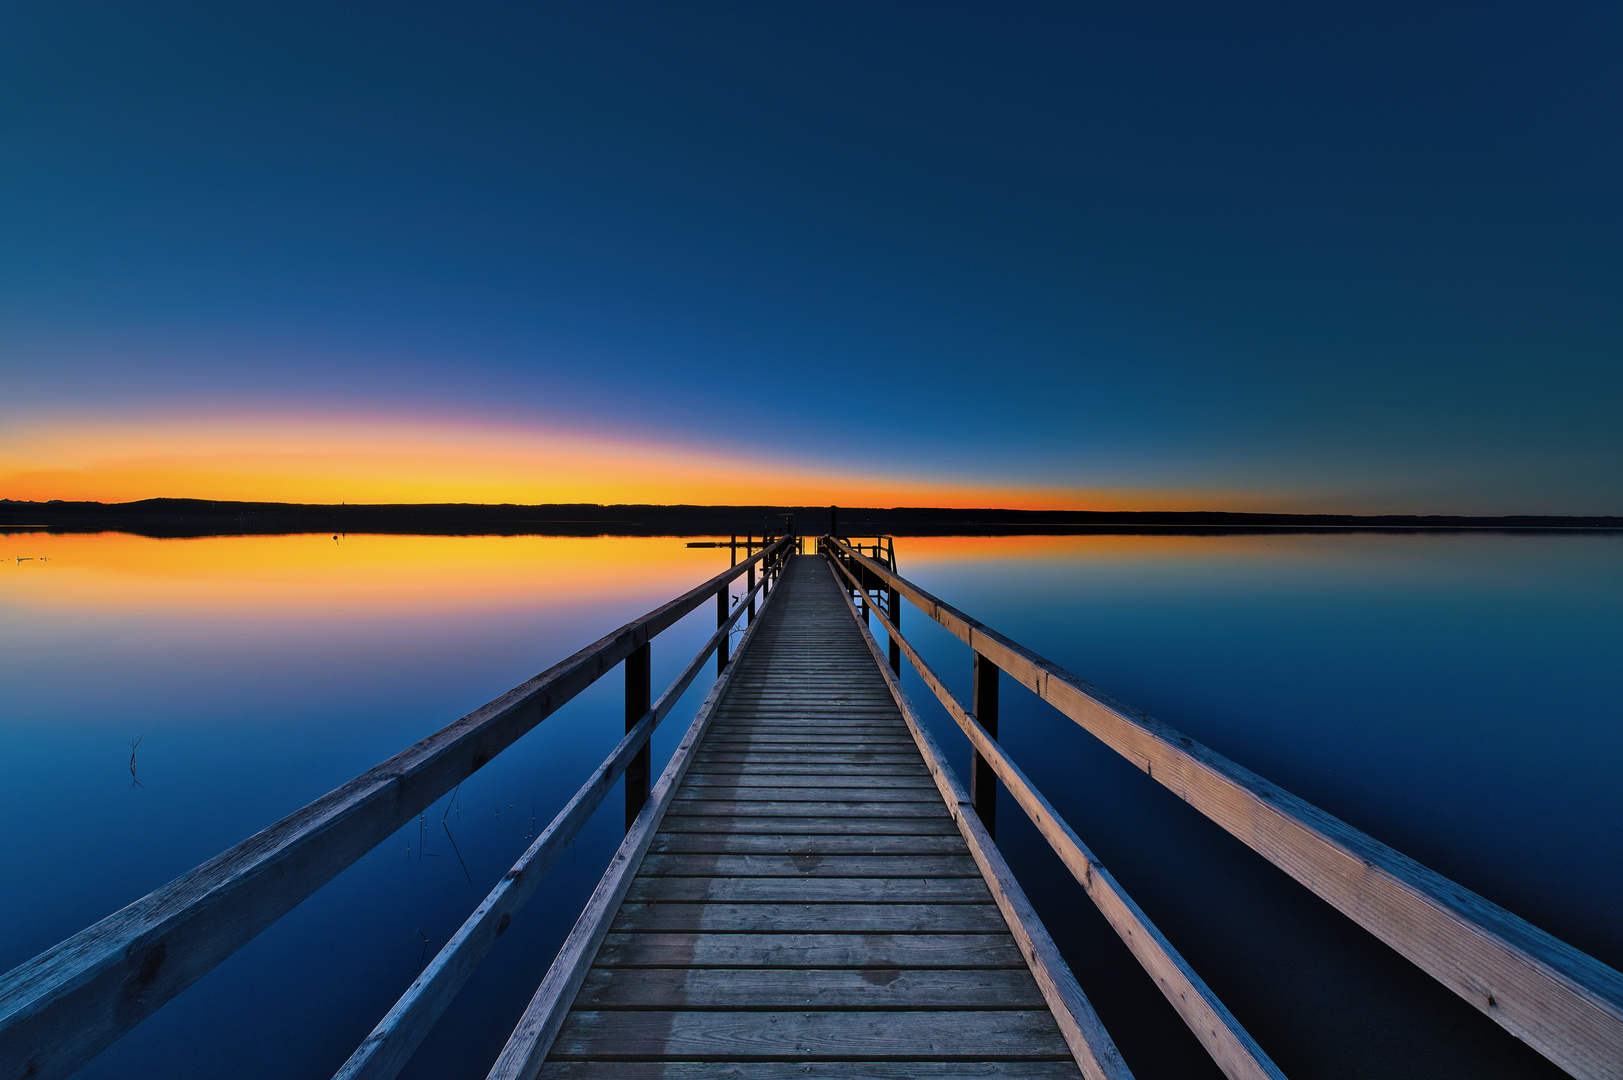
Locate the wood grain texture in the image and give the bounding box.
[550,1010,1074,1060]
[540,1064,1081,1079]
[828,538,1623,1080]
[572,967,1051,1010]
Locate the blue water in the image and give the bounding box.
[1,530,1618,1078]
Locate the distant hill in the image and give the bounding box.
[2,498,1618,538]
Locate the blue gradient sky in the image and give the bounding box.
[2,3,1619,511]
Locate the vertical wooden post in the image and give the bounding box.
[716,588,730,675]
[888,587,902,673]
[624,641,651,831]
[730,534,737,566]
[747,563,757,620]
[860,590,870,626]
[829,504,837,538]
[971,652,1000,836]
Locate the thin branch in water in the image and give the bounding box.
[128,735,145,790]
[441,818,473,887]
[417,928,430,968]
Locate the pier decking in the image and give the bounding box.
[541,556,1080,1076]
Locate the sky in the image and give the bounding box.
[1,2,1619,513]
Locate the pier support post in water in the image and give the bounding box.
[625,642,651,829]
[716,588,730,675]
[971,653,1000,836]
[888,587,902,672]
[747,563,757,620]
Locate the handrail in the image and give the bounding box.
[824,545,1280,1080]
[822,536,1623,1080]
[335,567,776,1080]
[0,535,795,1080]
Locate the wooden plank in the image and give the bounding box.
[647,833,966,856]
[834,538,1623,1080]
[549,1010,1075,1060]
[625,877,993,905]
[671,782,947,799]
[678,774,938,790]
[611,902,1008,933]
[0,537,793,1080]
[592,933,1029,969]
[664,800,950,818]
[683,762,930,777]
[540,1063,1081,1079]
[484,565,788,1080]
[572,966,1050,1009]
[658,816,959,836]
[640,852,976,877]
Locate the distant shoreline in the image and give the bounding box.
[2,498,1619,538]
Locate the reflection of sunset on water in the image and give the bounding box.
[0,532,732,616]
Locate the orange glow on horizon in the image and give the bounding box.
[0,413,1261,512]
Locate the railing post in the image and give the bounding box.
[730,534,737,566]
[888,586,902,673]
[624,641,651,830]
[747,563,757,620]
[716,588,730,674]
[971,652,1000,835]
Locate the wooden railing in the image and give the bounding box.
[821,536,1623,1080]
[0,535,797,1080]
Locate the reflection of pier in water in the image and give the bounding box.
[2,527,1620,1080]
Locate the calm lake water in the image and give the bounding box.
[1,530,1618,1079]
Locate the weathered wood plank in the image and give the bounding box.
[678,774,938,790]
[625,877,993,905]
[640,853,978,877]
[572,967,1050,1010]
[665,799,950,818]
[647,832,966,856]
[611,902,1007,933]
[550,1010,1075,1060]
[671,782,947,799]
[658,815,959,836]
[593,932,1029,968]
[539,1063,1082,1079]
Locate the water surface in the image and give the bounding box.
[2,529,1618,1078]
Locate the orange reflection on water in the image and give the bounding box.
[0,531,733,617]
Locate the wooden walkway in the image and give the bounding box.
[541,555,1083,1077]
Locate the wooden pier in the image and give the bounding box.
[2,533,1621,1080]
[537,556,1086,1076]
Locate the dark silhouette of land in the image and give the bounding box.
[2,498,1618,537]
